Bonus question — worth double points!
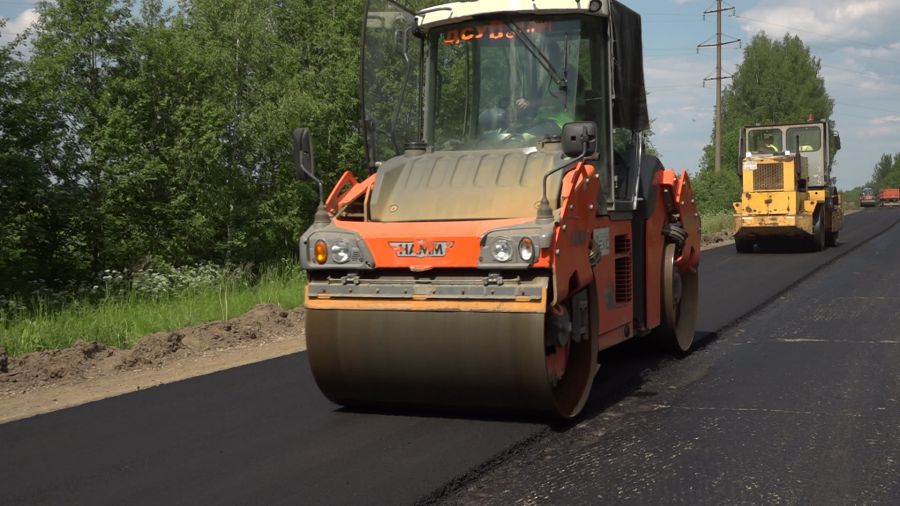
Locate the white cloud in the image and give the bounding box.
[1,9,39,45]
[654,121,675,135]
[822,64,900,96]
[844,41,900,59]
[871,115,900,124]
[737,0,900,45]
[863,114,900,137]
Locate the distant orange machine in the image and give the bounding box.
[879,188,900,206]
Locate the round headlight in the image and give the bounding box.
[314,240,328,264]
[331,241,351,264]
[491,238,513,262]
[518,237,535,263]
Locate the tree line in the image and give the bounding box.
[1,3,841,299]
[866,154,900,189]
[1,0,372,298]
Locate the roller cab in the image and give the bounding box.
[295,0,700,418]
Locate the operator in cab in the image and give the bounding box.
[512,42,586,140]
[763,133,780,153]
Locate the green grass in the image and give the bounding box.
[701,210,735,237]
[0,264,306,357]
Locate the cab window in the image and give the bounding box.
[786,126,822,152]
[747,129,783,154]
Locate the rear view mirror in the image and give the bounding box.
[561,121,598,158]
[293,128,316,180]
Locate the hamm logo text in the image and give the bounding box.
[389,240,455,258]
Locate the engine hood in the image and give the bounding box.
[369,147,563,222]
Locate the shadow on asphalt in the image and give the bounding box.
[551,330,718,430]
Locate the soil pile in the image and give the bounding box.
[700,229,733,248]
[0,304,304,395]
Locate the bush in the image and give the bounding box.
[692,168,742,214]
[0,260,306,356]
[701,211,734,236]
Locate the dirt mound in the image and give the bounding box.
[0,304,304,394]
[1,341,122,387]
[700,229,733,249]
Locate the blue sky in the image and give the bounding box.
[4,0,900,189]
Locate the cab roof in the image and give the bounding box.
[414,0,647,131]
[416,0,610,30]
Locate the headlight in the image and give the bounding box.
[301,228,374,270]
[491,238,513,262]
[518,237,534,263]
[314,240,328,264]
[331,241,351,264]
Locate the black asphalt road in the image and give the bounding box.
[442,208,900,505]
[2,209,899,506]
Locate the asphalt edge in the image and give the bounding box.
[415,427,551,506]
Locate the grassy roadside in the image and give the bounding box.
[0,264,306,357]
[701,210,734,237]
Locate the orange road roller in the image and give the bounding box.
[295,0,700,418]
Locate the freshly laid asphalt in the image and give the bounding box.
[441,207,900,504]
[2,208,899,506]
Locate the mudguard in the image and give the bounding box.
[660,170,700,271]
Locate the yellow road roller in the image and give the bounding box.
[733,120,843,252]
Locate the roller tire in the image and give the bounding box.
[651,243,699,353]
[734,238,754,253]
[809,210,826,252]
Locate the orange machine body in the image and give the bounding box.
[309,160,699,353]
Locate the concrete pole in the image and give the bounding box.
[715,0,722,173]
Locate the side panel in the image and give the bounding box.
[553,161,635,339]
[553,162,601,306]
[591,219,634,338]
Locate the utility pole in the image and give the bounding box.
[698,1,739,172]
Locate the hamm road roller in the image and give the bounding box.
[294,0,700,418]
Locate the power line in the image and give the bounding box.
[697,1,740,173]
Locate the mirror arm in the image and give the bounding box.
[630,130,643,211]
[536,145,589,223]
[293,128,330,225]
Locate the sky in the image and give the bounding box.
[3,0,900,189]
